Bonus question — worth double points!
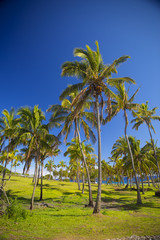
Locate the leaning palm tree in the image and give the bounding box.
[131,101,160,189]
[48,91,96,207]
[105,83,142,204]
[60,41,135,213]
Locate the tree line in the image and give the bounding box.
[0,41,160,213]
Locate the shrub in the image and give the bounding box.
[5,198,28,221]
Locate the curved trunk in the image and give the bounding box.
[93,95,102,213]
[0,186,10,205]
[147,124,160,190]
[124,109,142,205]
[30,151,39,210]
[76,124,93,207]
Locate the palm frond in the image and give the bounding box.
[59,83,85,101]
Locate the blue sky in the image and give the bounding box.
[0,0,160,174]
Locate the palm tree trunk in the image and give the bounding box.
[2,160,8,187]
[76,125,93,207]
[40,161,43,201]
[76,159,81,191]
[32,172,35,183]
[82,161,85,194]
[8,160,13,180]
[149,171,156,188]
[1,186,10,205]
[93,95,102,213]
[139,166,144,194]
[147,125,160,190]
[124,109,142,205]
[130,173,132,188]
[30,154,39,210]
[37,164,40,185]
[1,163,4,176]
[147,175,150,187]
[126,171,129,187]
[121,174,124,185]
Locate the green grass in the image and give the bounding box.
[0,176,160,240]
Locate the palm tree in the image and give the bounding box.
[48,91,96,206]
[57,160,67,181]
[64,139,82,190]
[64,138,95,192]
[0,108,20,185]
[105,83,142,204]
[61,41,135,213]
[45,160,54,180]
[17,105,48,210]
[40,144,59,200]
[12,154,22,174]
[131,101,160,189]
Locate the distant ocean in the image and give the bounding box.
[70,176,156,185]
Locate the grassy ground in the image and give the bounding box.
[0,176,160,240]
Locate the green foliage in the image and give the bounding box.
[0,165,10,174]
[5,198,28,221]
[0,176,160,239]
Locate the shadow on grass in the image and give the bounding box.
[101,194,160,211]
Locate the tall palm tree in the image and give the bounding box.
[17,105,48,210]
[105,83,142,204]
[61,41,135,213]
[131,101,160,189]
[48,91,96,206]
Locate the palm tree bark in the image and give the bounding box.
[76,124,93,207]
[93,95,102,213]
[30,152,39,210]
[124,109,142,205]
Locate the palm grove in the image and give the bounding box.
[0,42,160,213]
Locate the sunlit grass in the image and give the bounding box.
[0,176,160,239]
